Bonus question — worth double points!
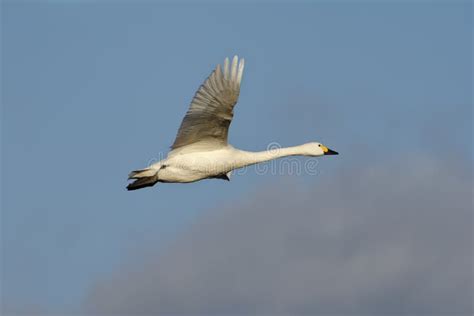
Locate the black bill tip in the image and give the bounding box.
[325,148,339,155]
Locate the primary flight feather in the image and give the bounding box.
[127,56,338,190]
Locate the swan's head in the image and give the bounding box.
[304,142,339,157]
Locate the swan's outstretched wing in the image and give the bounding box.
[171,56,245,150]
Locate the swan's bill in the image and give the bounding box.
[320,145,339,155]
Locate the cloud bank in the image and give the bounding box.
[86,156,473,315]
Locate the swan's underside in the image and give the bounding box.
[127,146,241,190]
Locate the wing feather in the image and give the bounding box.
[171,56,245,150]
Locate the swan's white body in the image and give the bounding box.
[127,56,337,190]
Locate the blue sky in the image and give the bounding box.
[2,1,472,314]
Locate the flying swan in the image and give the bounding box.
[127,56,338,190]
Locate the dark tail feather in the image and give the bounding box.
[127,176,158,191]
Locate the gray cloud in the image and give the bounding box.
[85,156,473,315]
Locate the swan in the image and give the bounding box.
[127,56,338,190]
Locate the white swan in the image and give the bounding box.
[127,56,338,190]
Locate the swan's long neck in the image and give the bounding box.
[234,145,310,169]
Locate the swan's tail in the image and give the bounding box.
[127,168,158,191]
